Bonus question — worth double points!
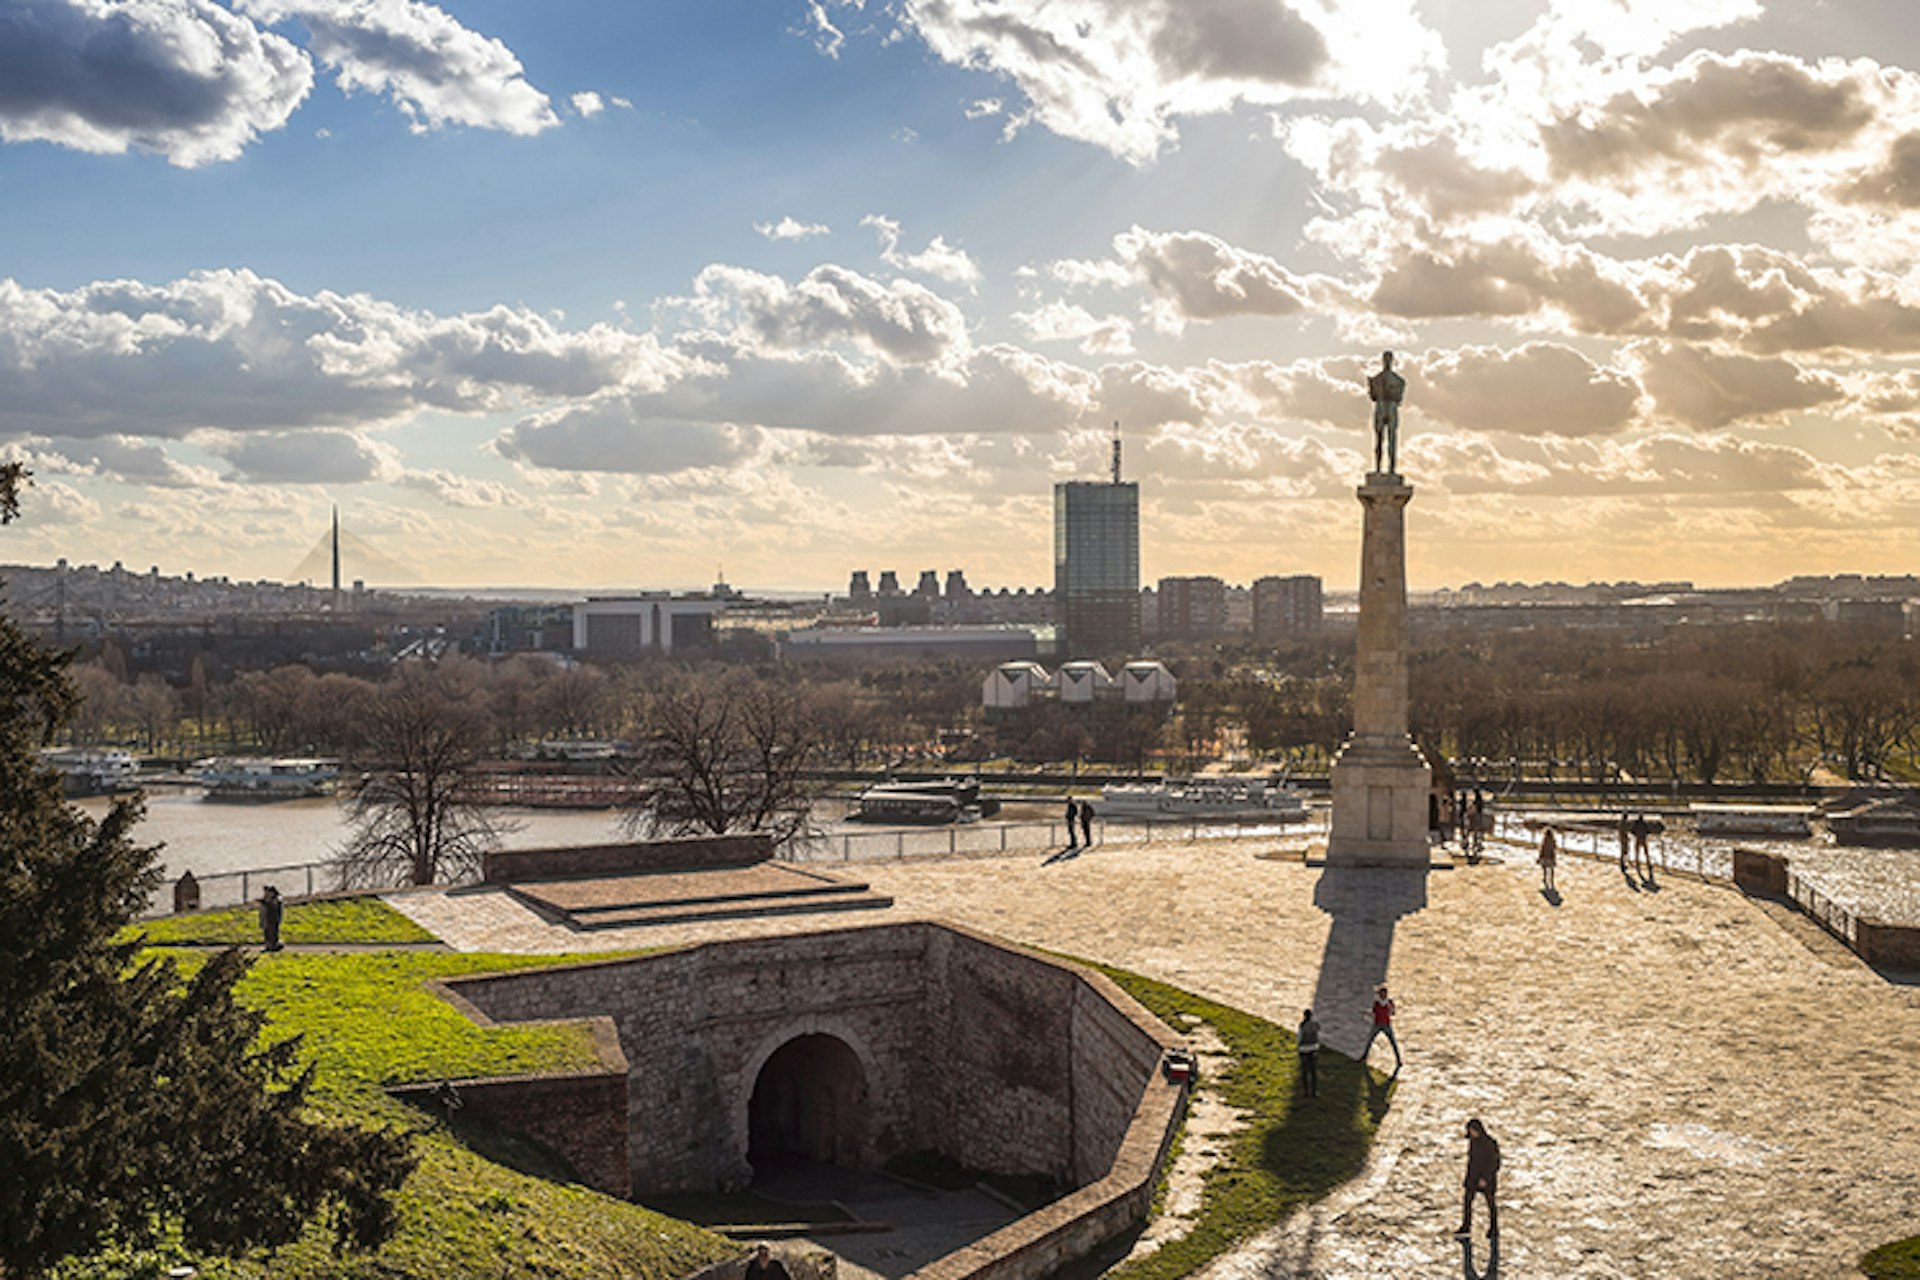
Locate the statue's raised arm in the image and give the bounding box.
[1366,351,1406,476]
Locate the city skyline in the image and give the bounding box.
[3,0,1920,592]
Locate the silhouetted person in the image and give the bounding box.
[1538,827,1558,893]
[1631,812,1654,884]
[1064,797,1079,848]
[1471,790,1488,859]
[1298,1009,1321,1098]
[1455,1118,1501,1240]
[745,1244,791,1280]
[258,884,284,952]
[1364,984,1402,1073]
[1079,799,1095,848]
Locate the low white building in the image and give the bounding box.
[982,661,1053,710]
[1120,660,1177,704]
[1055,660,1118,704]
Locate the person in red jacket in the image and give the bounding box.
[1364,984,1402,1072]
[1455,1118,1501,1239]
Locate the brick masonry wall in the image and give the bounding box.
[482,833,773,883]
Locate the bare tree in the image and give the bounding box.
[336,665,509,887]
[623,670,824,846]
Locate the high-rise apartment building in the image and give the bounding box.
[1156,575,1228,641]
[1252,574,1324,643]
[1054,468,1140,657]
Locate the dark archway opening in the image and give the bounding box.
[748,1033,867,1179]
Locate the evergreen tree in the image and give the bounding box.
[0,474,415,1277]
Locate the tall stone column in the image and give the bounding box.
[1326,473,1432,866]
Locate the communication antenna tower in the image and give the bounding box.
[1111,420,1122,484]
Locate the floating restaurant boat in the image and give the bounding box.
[1092,776,1307,821]
[1828,798,1920,848]
[195,757,340,801]
[1689,803,1816,838]
[850,778,989,824]
[39,748,141,797]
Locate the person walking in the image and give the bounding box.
[1471,790,1488,860]
[1297,1009,1321,1098]
[258,884,284,952]
[1538,826,1558,893]
[1079,798,1095,848]
[1364,984,1403,1073]
[1454,1118,1501,1239]
[1064,796,1079,849]
[1631,812,1656,885]
[744,1244,792,1280]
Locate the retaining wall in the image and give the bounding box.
[482,833,773,883]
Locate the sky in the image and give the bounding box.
[3,0,1920,593]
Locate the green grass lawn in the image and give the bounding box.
[1866,1236,1920,1279]
[81,948,734,1280]
[1092,965,1393,1280]
[126,896,438,946]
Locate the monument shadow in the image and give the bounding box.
[1309,863,1429,1061]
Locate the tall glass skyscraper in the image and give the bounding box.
[1054,479,1140,658]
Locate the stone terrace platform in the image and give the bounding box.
[390,835,1920,1278]
[504,861,892,931]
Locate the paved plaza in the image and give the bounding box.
[391,837,1920,1279]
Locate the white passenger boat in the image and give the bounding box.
[1689,803,1816,838]
[195,757,340,801]
[40,748,141,797]
[1092,776,1307,821]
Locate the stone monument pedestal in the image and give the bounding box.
[1326,473,1432,867]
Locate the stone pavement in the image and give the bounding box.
[388,838,1920,1279]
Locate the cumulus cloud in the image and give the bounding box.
[1011,301,1134,355]
[396,468,529,507]
[1043,226,1351,333]
[492,404,763,475]
[874,0,1442,164]
[570,91,604,117]
[0,269,683,438]
[1417,343,1643,437]
[46,435,217,487]
[676,262,972,366]
[1631,341,1846,429]
[862,215,982,290]
[237,0,559,135]
[755,215,831,241]
[212,429,397,483]
[0,0,313,166]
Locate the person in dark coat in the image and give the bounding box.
[1078,798,1095,847]
[744,1244,791,1280]
[1297,1009,1321,1098]
[258,884,284,951]
[1455,1117,1501,1239]
[1064,797,1080,848]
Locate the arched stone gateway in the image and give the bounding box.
[748,1033,868,1175]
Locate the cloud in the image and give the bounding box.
[0,269,683,438]
[213,429,398,483]
[862,215,982,289]
[881,0,1442,164]
[396,468,529,507]
[45,436,216,487]
[1111,226,1333,330]
[237,0,559,135]
[0,0,313,166]
[1011,301,1134,355]
[1417,343,1643,437]
[755,215,831,241]
[492,403,763,475]
[1631,341,1845,429]
[677,262,972,366]
[570,91,603,117]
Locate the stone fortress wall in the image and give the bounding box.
[430,921,1182,1202]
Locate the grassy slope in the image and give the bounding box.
[141,949,733,1280]
[127,897,437,946]
[1094,965,1393,1280]
[1866,1237,1920,1280]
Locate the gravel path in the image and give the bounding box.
[390,836,1920,1279]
